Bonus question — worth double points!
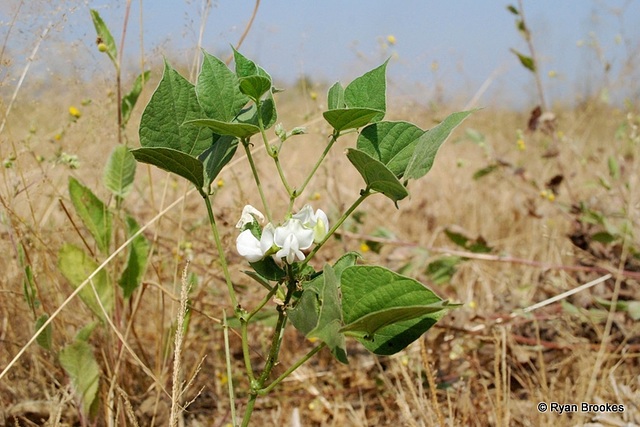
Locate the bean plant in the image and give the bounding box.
[131,48,473,425]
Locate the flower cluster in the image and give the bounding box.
[236,204,329,264]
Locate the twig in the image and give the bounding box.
[224,0,261,65]
[523,274,612,313]
[336,229,640,279]
[0,21,53,136]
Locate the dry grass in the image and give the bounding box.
[2,9,640,426]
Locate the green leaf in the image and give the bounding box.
[121,70,151,126]
[89,9,117,67]
[35,314,52,351]
[425,256,463,285]
[307,264,348,364]
[59,340,100,417]
[57,243,113,321]
[68,177,111,254]
[323,108,384,132]
[103,144,136,199]
[249,257,286,282]
[506,5,519,15]
[118,216,149,298]
[288,253,358,340]
[239,75,272,101]
[444,228,492,253]
[232,47,271,79]
[198,135,239,188]
[327,82,345,110]
[591,231,616,244]
[344,60,388,122]
[130,147,204,190]
[404,110,476,180]
[608,156,620,180]
[357,121,425,178]
[341,301,453,338]
[473,164,499,180]
[341,266,452,355]
[346,149,408,206]
[139,59,212,156]
[510,48,536,72]
[196,50,248,122]
[186,118,260,138]
[236,92,278,130]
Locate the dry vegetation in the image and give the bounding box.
[2,4,640,427]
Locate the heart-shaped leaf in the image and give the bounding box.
[357,121,425,178]
[404,110,477,180]
[130,147,204,189]
[346,149,408,206]
[344,59,388,122]
[139,59,212,156]
[341,265,454,355]
[323,108,383,132]
[196,50,248,121]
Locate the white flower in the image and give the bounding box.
[236,223,276,262]
[236,230,264,262]
[293,204,329,243]
[236,205,264,229]
[274,218,314,263]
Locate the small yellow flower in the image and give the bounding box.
[360,243,370,253]
[387,35,396,45]
[55,133,62,141]
[548,70,557,78]
[576,40,584,47]
[547,192,555,201]
[308,336,318,343]
[308,401,317,410]
[68,106,81,118]
[313,192,321,200]
[401,355,409,366]
[517,138,525,151]
[310,92,317,100]
[217,179,225,188]
[431,61,439,71]
[469,300,476,309]
[540,190,548,198]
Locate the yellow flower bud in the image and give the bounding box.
[387,35,396,45]
[68,106,81,118]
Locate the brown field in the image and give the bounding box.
[1,6,640,427]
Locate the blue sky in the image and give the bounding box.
[2,0,639,108]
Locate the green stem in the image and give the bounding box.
[301,189,371,269]
[241,320,255,383]
[241,139,272,223]
[202,191,238,309]
[297,131,339,197]
[258,342,326,396]
[256,100,292,196]
[222,311,237,426]
[241,265,297,426]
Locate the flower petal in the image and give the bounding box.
[236,205,265,229]
[236,229,264,262]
